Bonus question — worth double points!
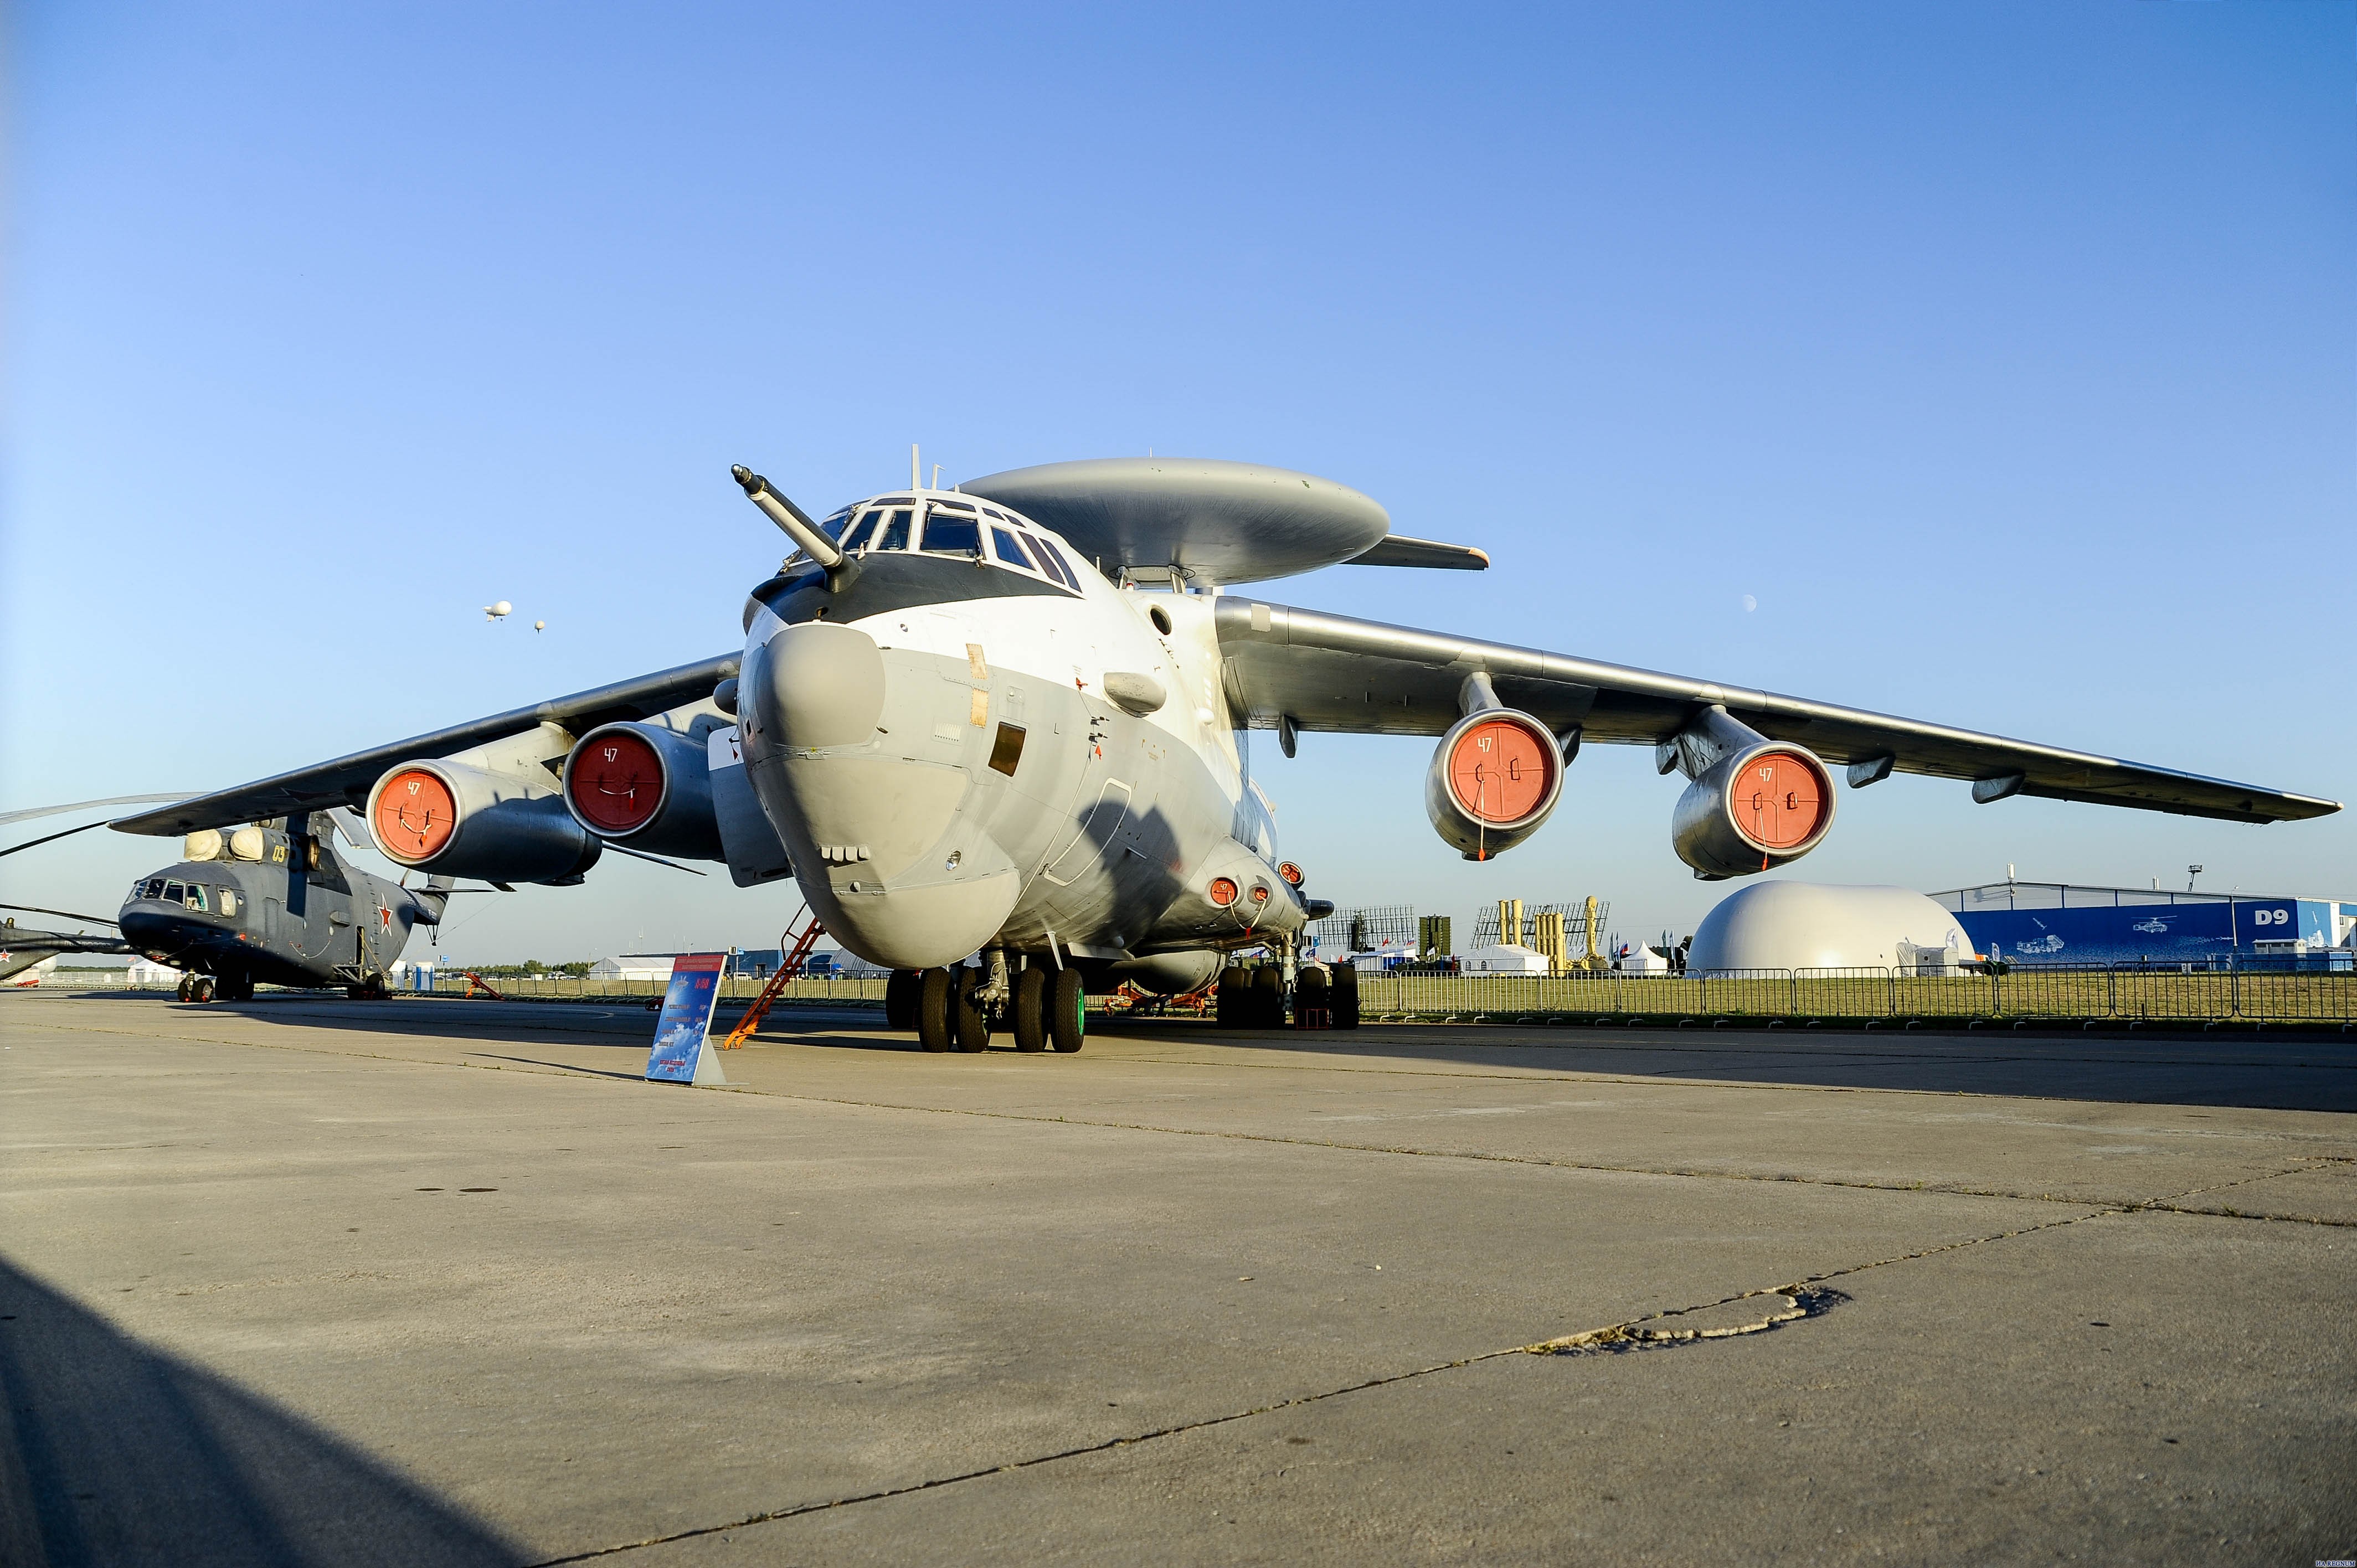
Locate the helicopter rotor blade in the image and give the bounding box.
[0,819,114,860]
[0,901,121,927]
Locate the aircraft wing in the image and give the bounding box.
[1213,598,2339,825]
[110,653,742,837]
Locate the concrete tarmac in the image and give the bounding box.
[2,989,2351,1565]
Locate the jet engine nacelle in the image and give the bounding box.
[366,760,603,884]
[1424,707,1565,860]
[560,722,725,862]
[1671,742,1836,879]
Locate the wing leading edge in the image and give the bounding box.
[110,653,742,837]
[1213,599,2338,826]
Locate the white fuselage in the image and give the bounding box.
[737,489,1303,974]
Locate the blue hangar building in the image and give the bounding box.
[1932,882,2357,966]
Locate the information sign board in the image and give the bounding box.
[644,953,728,1086]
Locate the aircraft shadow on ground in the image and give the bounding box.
[0,1257,524,1568]
[64,994,2357,1111]
[97,993,909,1055]
[1092,1018,2357,1113]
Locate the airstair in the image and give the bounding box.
[719,911,825,1050]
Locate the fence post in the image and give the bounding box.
[2230,955,2240,1019]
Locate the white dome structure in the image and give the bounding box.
[1688,883,1975,974]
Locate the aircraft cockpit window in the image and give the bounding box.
[840,513,879,553]
[874,509,914,551]
[991,527,1036,572]
[160,881,207,911]
[139,877,166,901]
[1026,534,1082,590]
[219,889,239,917]
[920,509,982,557]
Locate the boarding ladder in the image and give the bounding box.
[719,911,825,1049]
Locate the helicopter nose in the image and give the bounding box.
[117,906,195,957]
[742,620,1018,970]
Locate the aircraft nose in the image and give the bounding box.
[748,621,887,751]
[117,906,191,955]
[742,620,1018,970]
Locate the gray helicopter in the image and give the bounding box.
[2,808,447,1001]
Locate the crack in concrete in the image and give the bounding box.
[701,1087,2357,1224]
[525,1208,2113,1564]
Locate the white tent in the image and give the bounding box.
[126,957,184,988]
[1462,943,1551,975]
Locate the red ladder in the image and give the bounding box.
[720,912,825,1049]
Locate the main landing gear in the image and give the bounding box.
[894,961,1085,1055]
[1215,961,1358,1030]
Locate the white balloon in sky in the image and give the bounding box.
[534,621,546,632]
[1741,594,1758,612]
[483,600,513,621]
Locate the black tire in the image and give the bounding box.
[885,969,919,1030]
[1013,967,1049,1052]
[1216,966,1248,1029]
[174,975,192,1002]
[953,967,990,1053]
[1332,962,1361,1030]
[1251,966,1283,1028]
[191,976,215,1003]
[1048,968,1087,1053]
[915,967,955,1053]
[1293,966,1329,1028]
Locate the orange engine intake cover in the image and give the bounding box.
[375,768,457,863]
[1732,750,1828,849]
[568,729,666,834]
[1446,716,1556,825]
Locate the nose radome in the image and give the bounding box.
[754,622,886,750]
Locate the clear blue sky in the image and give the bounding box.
[6,1,2351,961]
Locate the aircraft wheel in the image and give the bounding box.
[191,976,215,1003]
[884,969,919,1030]
[1293,966,1329,1028]
[1215,967,1248,1029]
[915,968,955,1053]
[1250,967,1283,1028]
[1012,967,1049,1052]
[952,967,990,1053]
[1048,968,1087,1053]
[174,975,192,1002]
[1332,963,1361,1030]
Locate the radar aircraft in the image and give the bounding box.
[108,458,2340,1047]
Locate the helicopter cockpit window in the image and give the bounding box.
[839,512,879,553]
[991,527,1036,572]
[138,877,166,901]
[873,508,914,551]
[919,507,981,557]
[219,888,239,916]
[160,881,207,912]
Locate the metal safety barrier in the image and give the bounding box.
[1355,957,2357,1025]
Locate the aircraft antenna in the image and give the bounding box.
[912,443,920,491]
[933,463,941,489]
